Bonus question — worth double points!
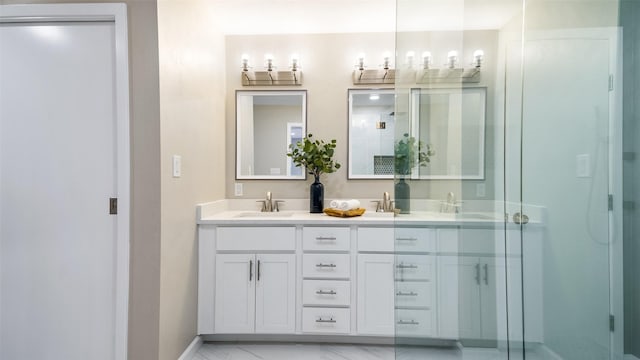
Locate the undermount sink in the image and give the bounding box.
[446,212,498,220]
[361,211,395,218]
[233,211,295,218]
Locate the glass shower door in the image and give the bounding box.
[507,1,621,358]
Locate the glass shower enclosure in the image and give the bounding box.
[393,0,627,359]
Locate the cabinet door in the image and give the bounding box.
[255,254,296,333]
[437,255,460,339]
[480,257,499,342]
[357,254,395,335]
[214,254,256,333]
[458,257,482,340]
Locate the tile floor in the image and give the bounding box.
[190,342,542,360]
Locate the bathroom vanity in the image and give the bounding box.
[196,201,543,345]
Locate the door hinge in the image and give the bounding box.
[609,314,615,332]
[109,198,118,215]
[609,75,614,91]
[608,194,613,211]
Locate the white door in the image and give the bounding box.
[215,254,256,333]
[357,254,395,335]
[0,5,129,360]
[255,254,296,333]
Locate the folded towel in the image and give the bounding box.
[329,199,340,208]
[338,199,361,211]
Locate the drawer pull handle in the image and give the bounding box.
[396,291,418,296]
[316,317,336,323]
[316,290,337,295]
[316,236,337,241]
[396,263,418,269]
[397,320,420,325]
[316,263,337,268]
[396,237,418,241]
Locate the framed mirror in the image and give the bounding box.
[348,88,396,179]
[236,90,307,179]
[411,87,486,179]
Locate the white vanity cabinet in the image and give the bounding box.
[356,227,437,337]
[199,226,296,335]
[301,226,352,334]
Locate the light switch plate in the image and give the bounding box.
[172,155,182,178]
[576,154,591,178]
[235,183,243,196]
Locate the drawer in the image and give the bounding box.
[395,309,434,337]
[395,281,433,308]
[303,280,350,306]
[303,254,350,279]
[395,255,434,281]
[357,227,393,252]
[217,227,295,251]
[302,307,350,334]
[303,227,350,252]
[394,228,436,253]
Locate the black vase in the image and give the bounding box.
[310,175,324,213]
[395,178,410,214]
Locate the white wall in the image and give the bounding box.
[157,0,226,359]
[225,31,500,206]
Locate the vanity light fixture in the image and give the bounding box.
[447,50,458,69]
[240,52,303,86]
[352,52,395,85]
[422,51,432,69]
[473,49,484,68]
[405,51,415,67]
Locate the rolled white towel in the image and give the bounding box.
[329,199,341,209]
[337,199,360,211]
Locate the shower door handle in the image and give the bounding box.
[513,212,529,225]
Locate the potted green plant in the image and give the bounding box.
[394,133,435,213]
[287,134,341,213]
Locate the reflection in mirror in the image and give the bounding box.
[412,87,486,179]
[236,90,307,179]
[348,89,396,179]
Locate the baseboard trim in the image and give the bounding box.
[625,354,640,360]
[200,334,456,347]
[178,336,203,360]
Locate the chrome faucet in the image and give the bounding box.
[440,192,460,213]
[257,192,284,212]
[372,192,395,212]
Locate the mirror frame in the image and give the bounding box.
[411,86,487,180]
[347,88,396,180]
[235,90,308,180]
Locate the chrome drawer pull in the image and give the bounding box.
[316,263,337,268]
[316,317,336,323]
[397,320,420,325]
[316,236,337,241]
[316,290,337,295]
[396,291,418,296]
[396,237,418,241]
[396,263,418,269]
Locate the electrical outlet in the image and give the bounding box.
[234,183,243,196]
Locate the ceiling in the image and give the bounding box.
[209,0,523,35]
